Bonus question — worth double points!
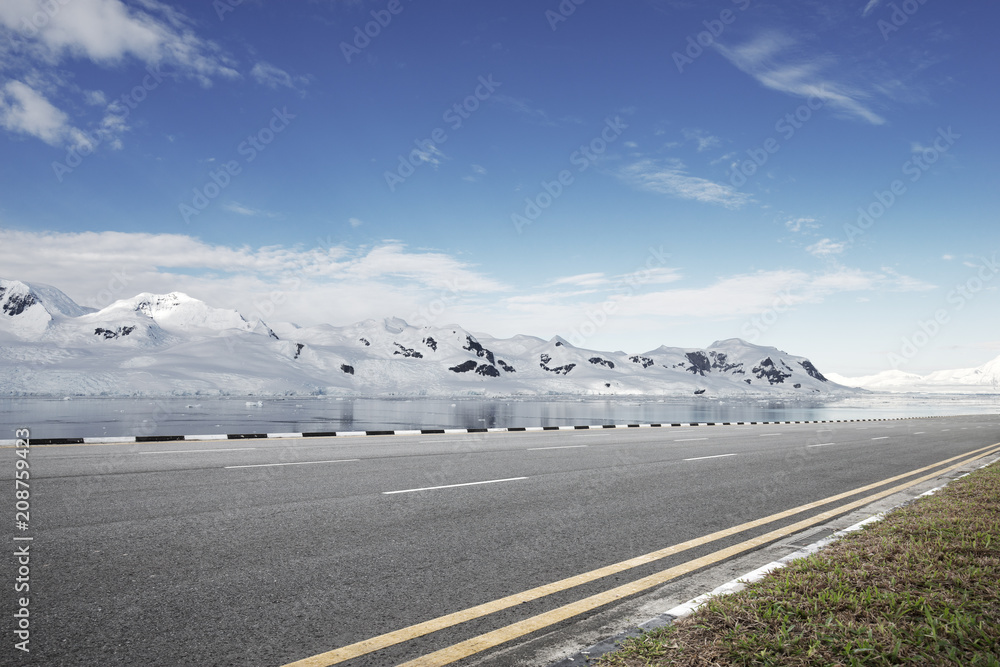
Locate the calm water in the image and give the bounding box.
[2,394,999,439]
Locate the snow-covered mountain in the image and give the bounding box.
[0,278,856,397]
[828,356,1000,394]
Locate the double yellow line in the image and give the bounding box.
[283,442,1000,667]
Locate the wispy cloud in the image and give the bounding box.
[714,31,886,125]
[492,94,558,126]
[250,62,309,93]
[862,0,883,17]
[786,217,820,232]
[806,238,846,256]
[619,158,753,209]
[0,228,509,324]
[682,128,722,152]
[224,202,279,218]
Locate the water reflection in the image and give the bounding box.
[1,394,997,439]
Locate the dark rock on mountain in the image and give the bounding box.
[393,343,423,358]
[294,343,304,359]
[475,364,500,377]
[498,359,516,373]
[94,326,136,339]
[2,289,37,317]
[463,335,495,364]
[752,357,792,384]
[589,357,615,369]
[340,364,354,375]
[630,355,654,368]
[423,337,438,351]
[799,360,828,382]
[685,351,711,376]
[449,360,478,373]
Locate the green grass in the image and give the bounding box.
[597,461,1000,667]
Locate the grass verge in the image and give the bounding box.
[597,461,1000,666]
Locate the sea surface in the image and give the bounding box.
[2,394,999,439]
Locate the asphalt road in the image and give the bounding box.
[2,414,999,666]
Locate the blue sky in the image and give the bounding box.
[1,0,998,376]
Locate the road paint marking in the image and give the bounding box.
[141,448,257,454]
[224,459,359,469]
[807,443,837,448]
[759,433,781,436]
[279,442,1000,667]
[527,445,588,451]
[914,432,926,435]
[673,438,708,442]
[941,429,950,432]
[684,453,737,461]
[391,444,1000,667]
[383,477,528,495]
[872,437,889,441]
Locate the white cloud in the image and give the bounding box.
[785,217,820,232]
[0,0,238,80]
[250,62,307,92]
[942,254,954,261]
[348,217,364,228]
[862,0,883,17]
[0,80,72,146]
[619,158,752,209]
[806,238,846,256]
[550,273,609,287]
[0,0,239,149]
[224,202,279,218]
[0,228,509,325]
[714,31,886,125]
[682,128,722,152]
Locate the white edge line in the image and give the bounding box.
[185,434,228,441]
[872,437,890,440]
[674,438,708,442]
[807,443,837,448]
[383,476,528,495]
[224,458,360,469]
[527,445,588,451]
[141,448,257,454]
[684,453,737,461]
[83,436,136,444]
[266,433,303,439]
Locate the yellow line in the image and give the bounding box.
[280,442,1000,667]
[398,444,1000,667]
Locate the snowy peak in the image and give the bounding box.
[101,292,256,334]
[0,278,93,338]
[831,353,1000,393]
[0,279,854,397]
